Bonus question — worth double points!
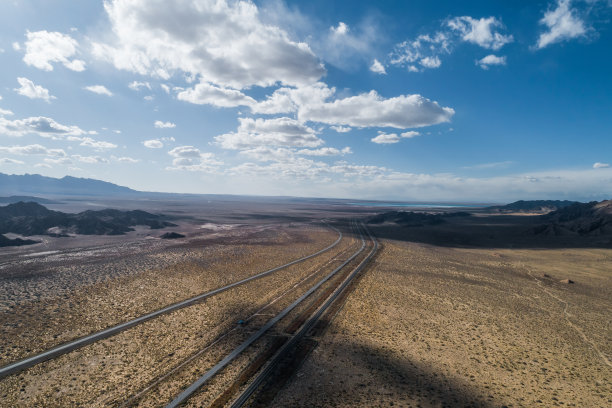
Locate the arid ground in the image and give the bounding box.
[0,196,610,407]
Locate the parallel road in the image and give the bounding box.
[0,224,343,380]
[230,222,378,407]
[165,221,373,408]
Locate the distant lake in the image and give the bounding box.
[348,202,482,208]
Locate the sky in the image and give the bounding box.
[0,0,611,202]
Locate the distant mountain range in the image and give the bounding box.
[0,195,60,204]
[0,202,176,246]
[0,173,138,196]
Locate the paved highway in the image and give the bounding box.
[0,224,343,380]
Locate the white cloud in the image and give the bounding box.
[167,145,222,172]
[15,77,56,102]
[462,161,514,170]
[76,137,117,150]
[72,155,109,164]
[112,155,140,163]
[371,130,420,144]
[390,32,451,71]
[447,16,513,50]
[0,108,14,116]
[477,54,507,69]
[215,117,323,149]
[250,87,297,114]
[84,85,113,96]
[593,162,610,168]
[128,81,151,91]
[176,82,256,108]
[0,144,67,157]
[371,132,400,144]
[370,59,386,74]
[297,147,352,156]
[331,125,351,133]
[420,56,441,68]
[536,0,587,49]
[297,86,454,129]
[143,139,164,148]
[331,22,349,35]
[391,16,512,72]
[154,120,176,129]
[0,158,25,165]
[0,115,87,137]
[43,157,72,165]
[12,42,20,51]
[160,84,171,94]
[23,30,86,71]
[92,0,325,89]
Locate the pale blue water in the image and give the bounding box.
[348,202,481,208]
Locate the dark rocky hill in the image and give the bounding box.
[0,234,39,247]
[0,196,59,204]
[368,211,447,226]
[532,200,612,236]
[487,200,579,214]
[0,202,176,237]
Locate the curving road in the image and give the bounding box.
[0,224,343,380]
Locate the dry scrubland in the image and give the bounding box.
[273,239,611,407]
[0,223,351,406]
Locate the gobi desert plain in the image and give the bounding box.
[0,193,610,408]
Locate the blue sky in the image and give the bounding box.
[0,0,611,202]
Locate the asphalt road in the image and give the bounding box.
[0,224,343,380]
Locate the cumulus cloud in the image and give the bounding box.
[371,131,419,144]
[176,82,256,108]
[15,77,55,102]
[167,145,222,172]
[0,158,25,165]
[154,120,176,129]
[297,87,453,129]
[128,81,151,91]
[23,30,86,71]
[391,15,512,72]
[75,137,117,150]
[84,85,113,96]
[331,22,349,35]
[0,144,67,157]
[92,0,325,89]
[477,54,507,69]
[0,108,14,116]
[593,162,610,168]
[390,32,451,72]
[0,115,87,137]
[420,56,441,69]
[143,139,164,148]
[112,156,140,163]
[331,125,351,133]
[297,147,352,156]
[447,16,513,50]
[535,0,587,49]
[215,117,323,149]
[370,59,386,74]
[72,155,109,164]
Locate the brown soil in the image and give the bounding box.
[271,239,612,407]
